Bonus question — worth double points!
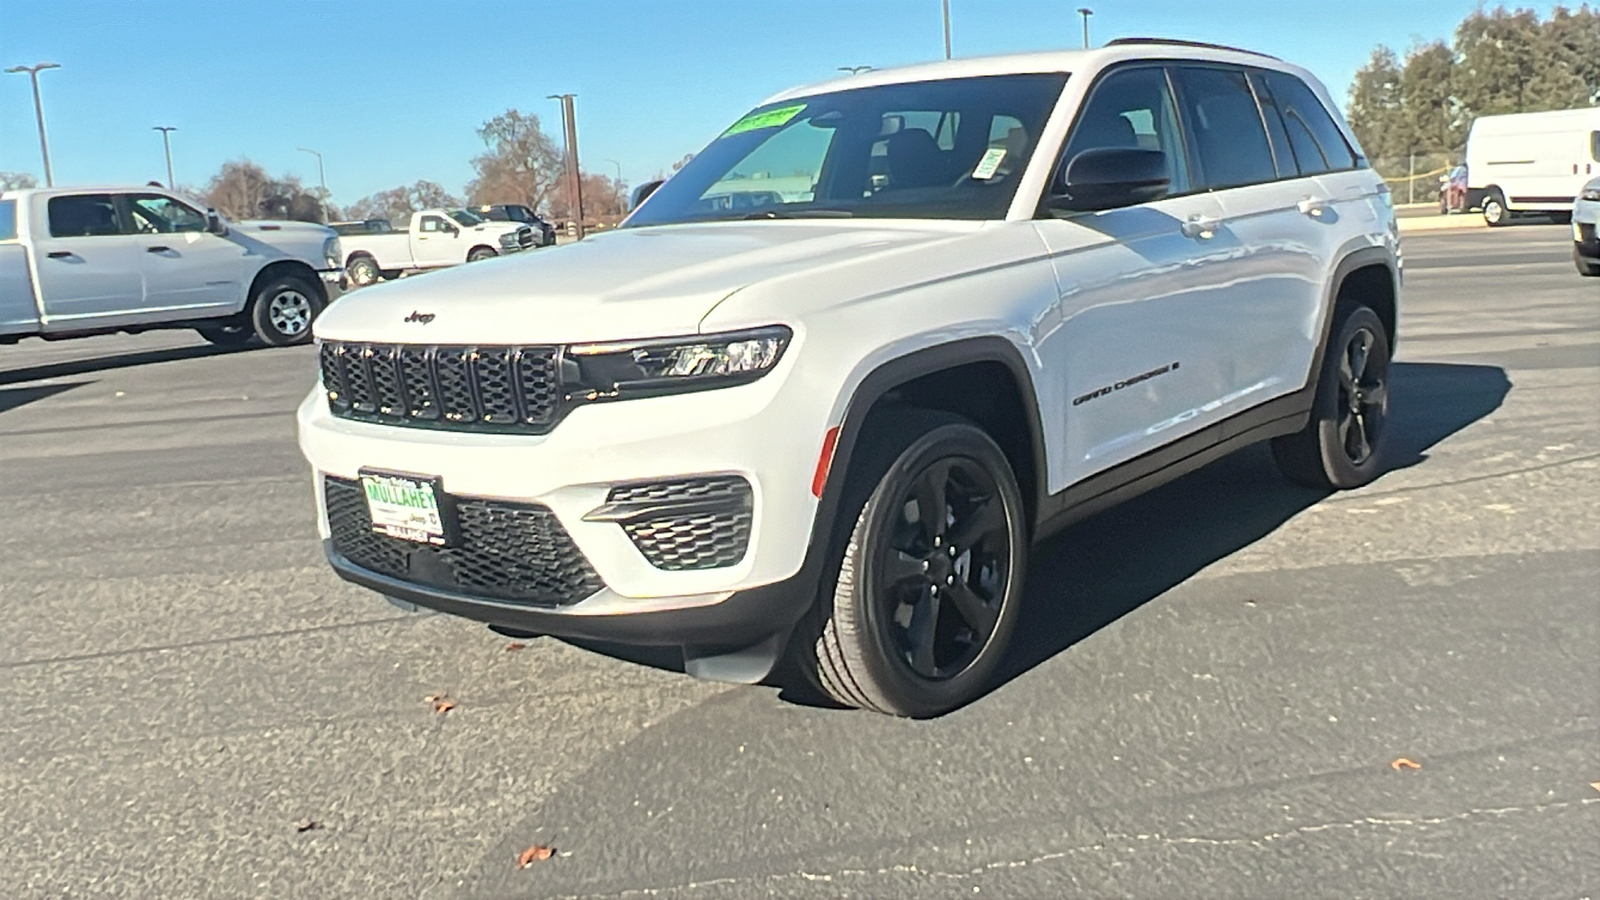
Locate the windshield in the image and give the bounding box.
[450,209,485,225]
[626,73,1067,227]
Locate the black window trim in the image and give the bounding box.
[1255,67,1364,178]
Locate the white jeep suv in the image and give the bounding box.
[300,39,1400,717]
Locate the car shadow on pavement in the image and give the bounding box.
[994,360,1512,691]
[0,381,88,416]
[0,343,249,387]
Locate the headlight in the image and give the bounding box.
[565,326,792,401]
[1581,187,1600,202]
[323,236,342,268]
[499,232,520,247]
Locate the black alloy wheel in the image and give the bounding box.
[1335,324,1387,467]
[877,457,1010,680]
[795,412,1027,718]
[1271,305,1392,490]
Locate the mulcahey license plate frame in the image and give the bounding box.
[358,468,458,547]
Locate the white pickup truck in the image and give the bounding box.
[337,209,536,286]
[1,186,344,347]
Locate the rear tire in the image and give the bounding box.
[1271,306,1392,491]
[467,246,497,262]
[249,275,321,346]
[196,324,253,347]
[790,411,1027,718]
[379,269,402,281]
[347,255,380,287]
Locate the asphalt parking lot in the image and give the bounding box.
[2,223,1595,899]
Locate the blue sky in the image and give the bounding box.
[0,0,1561,207]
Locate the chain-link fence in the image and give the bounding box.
[1370,154,1456,206]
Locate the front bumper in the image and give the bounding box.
[318,267,348,301]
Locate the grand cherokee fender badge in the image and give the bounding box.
[1073,361,1179,406]
[403,311,436,324]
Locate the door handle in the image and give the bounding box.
[1180,216,1220,239]
[1297,197,1329,218]
[47,250,72,258]
[146,245,171,253]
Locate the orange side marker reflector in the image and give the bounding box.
[812,426,841,498]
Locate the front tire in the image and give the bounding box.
[249,275,321,346]
[1576,246,1600,277]
[795,414,1027,718]
[467,246,498,262]
[1272,306,1392,490]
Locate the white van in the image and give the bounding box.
[1466,107,1600,226]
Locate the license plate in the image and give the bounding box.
[360,470,450,545]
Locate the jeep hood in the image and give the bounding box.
[313,220,977,345]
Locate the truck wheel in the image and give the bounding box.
[196,324,253,347]
[1271,306,1392,491]
[793,411,1027,718]
[379,269,402,281]
[467,246,498,262]
[348,256,380,287]
[1482,191,1509,227]
[249,275,321,346]
[1576,247,1600,277]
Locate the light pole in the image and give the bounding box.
[153,126,177,188]
[942,0,952,59]
[5,62,61,186]
[838,66,873,75]
[547,93,584,239]
[1077,7,1093,49]
[296,147,328,220]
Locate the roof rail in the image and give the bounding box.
[1104,37,1280,61]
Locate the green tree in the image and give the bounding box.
[1543,4,1600,104]
[1454,6,1587,115]
[1347,46,1409,159]
[1400,41,1463,156]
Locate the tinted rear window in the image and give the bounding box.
[1172,67,1277,190]
[1265,72,1358,175]
[48,194,121,237]
[0,199,15,241]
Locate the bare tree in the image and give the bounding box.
[464,109,563,212]
[346,181,463,223]
[201,159,328,222]
[1,171,39,191]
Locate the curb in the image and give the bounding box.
[1398,215,1486,234]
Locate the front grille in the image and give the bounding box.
[609,476,753,571]
[321,341,559,433]
[324,476,604,606]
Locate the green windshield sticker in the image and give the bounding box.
[723,104,806,138]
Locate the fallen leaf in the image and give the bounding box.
[424,694,443,703]
[1590,781,1599,794]
[433,700,456,714]
[295,819,322,833]
[1390,757,1421,771]
[517,844,555,867]
[504,642,527,652]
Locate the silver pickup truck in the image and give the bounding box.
[1,186,344,347]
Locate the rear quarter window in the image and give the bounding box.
[1265,72,1358,175]
[0,199,16,241]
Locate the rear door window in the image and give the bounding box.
[1264,72,1358,175]
[48,194,122,237]
[1171,66,1278,191]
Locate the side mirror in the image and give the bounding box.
[630,180,665,210]
[1050,148,1170,212]
[205,209,228,236]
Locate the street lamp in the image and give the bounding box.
[838,66,873,75]
[296,147,328,221]
[602,158,624,215]
[153,126,177,189]
[5,62,61,186]
[942,0,952,59]
[1077,7,1093,49]
[547,93,584,239]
